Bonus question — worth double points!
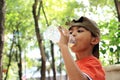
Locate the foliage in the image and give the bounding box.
[99,19,120,65]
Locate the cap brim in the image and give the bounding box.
[69,23,89,31]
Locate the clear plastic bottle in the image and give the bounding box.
[44,25,76,47]
[44,25,60,43]
[68,35,76,47]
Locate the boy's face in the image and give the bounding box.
[69,26,95,53]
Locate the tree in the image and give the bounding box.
[4,0,34,79]
[32,0,46,80]
[0,0,5,79]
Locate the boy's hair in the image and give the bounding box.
[67,16,100,59]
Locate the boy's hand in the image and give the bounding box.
[58,26,69,47]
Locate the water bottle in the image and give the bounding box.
[68,35,76,47]
[44,25,76,47]
[44,25,60,43]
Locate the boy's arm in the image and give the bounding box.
[59,45,88,80]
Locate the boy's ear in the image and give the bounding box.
[91,37,100,45]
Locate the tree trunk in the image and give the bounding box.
[50,41,56,80]
[4,37,14,80]
[114,0,120,22]
[0,0,5,79]
[18,43,22,80]
[32,0,46,80]
[16,25,22,80]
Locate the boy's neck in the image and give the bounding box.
[75,52,93,60]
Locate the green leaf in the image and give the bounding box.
[110,47,114,52]
[101,49,106,54]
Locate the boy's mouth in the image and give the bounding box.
[68,35,76,47]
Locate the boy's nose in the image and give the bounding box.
[72,32,77,37]
[72,34,76,37]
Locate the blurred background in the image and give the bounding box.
[0,0,120,80]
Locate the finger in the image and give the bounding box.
[58,26,64,35]
[63,28,69,36]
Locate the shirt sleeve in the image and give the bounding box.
[83,72,92,80]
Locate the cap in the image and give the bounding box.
[67,16,100,59]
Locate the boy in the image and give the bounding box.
[58,16,105,80]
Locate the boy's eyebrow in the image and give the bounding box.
[68,26,73,30]
[68,27,72,31]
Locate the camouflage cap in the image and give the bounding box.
[68,16,100,59]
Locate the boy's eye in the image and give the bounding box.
[69,31,73,34]
[77,30,83,33]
